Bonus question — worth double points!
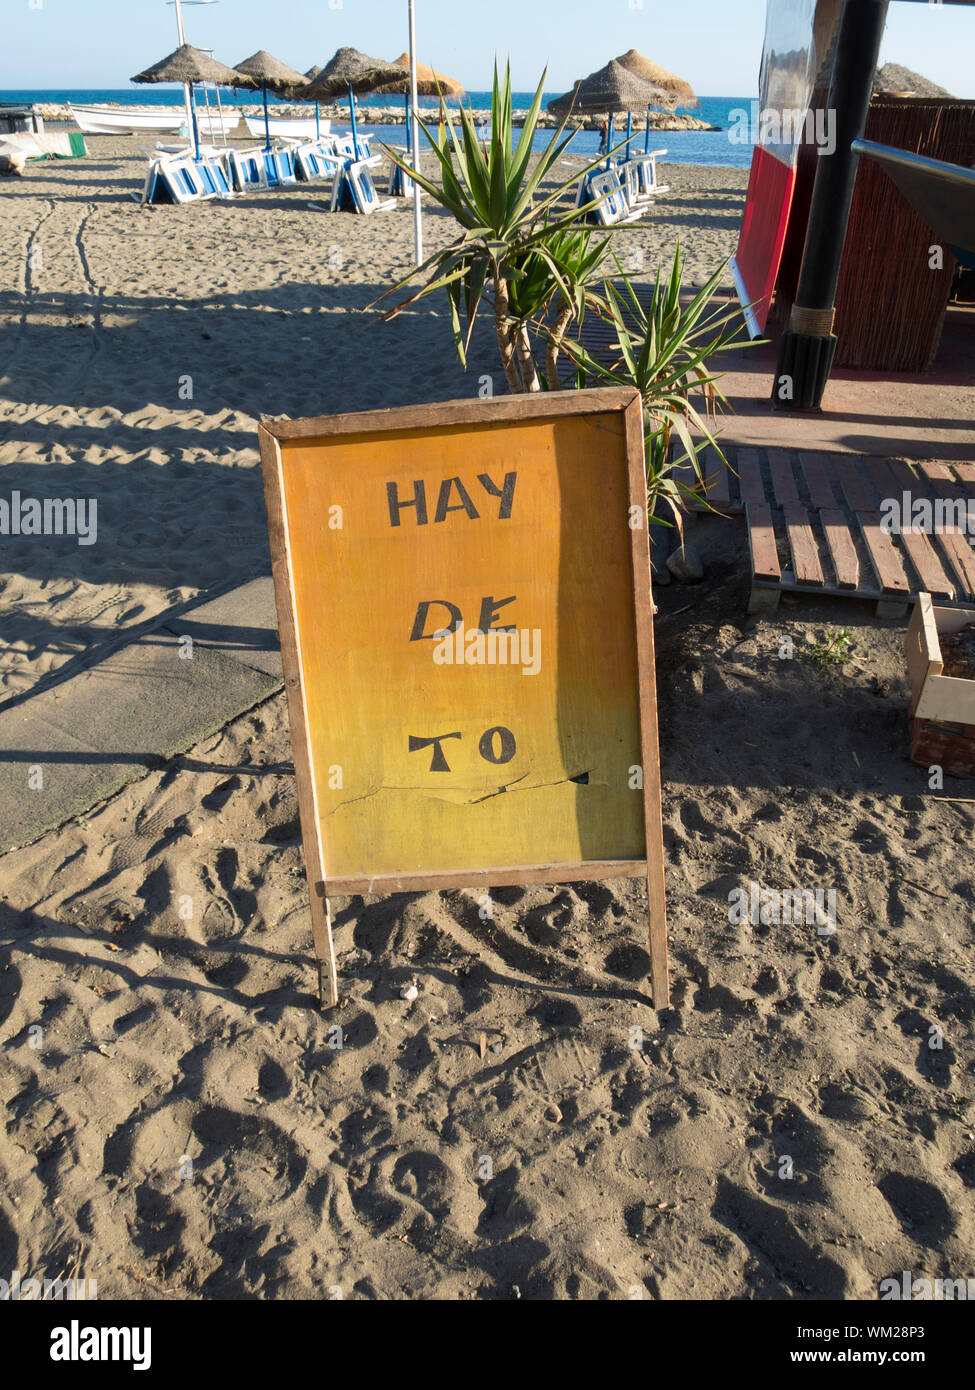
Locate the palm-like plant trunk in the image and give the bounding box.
[514,325,541,392]
[492,274,525,394]
[545,299,575,391]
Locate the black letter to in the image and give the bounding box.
[478,726,516,765]
[387,479,427,527]
[409,732,462,772]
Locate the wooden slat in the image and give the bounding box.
[703,444,732,507]
[857,511,912,594]
[912,462,975,600]
[768,450,800,506]
[865,456,902,505]
[783,502,825,585]
[898,525,956,598]
[936,526,975,600]
[261,385,643,440]
[918,462,965,503]
[799,452,839,508]
[670,461,703,506]
[819,509,860,588]
[738,448,766,507]
[918,460,956,484]
[324,859,649,894]
[624,397,671,1011]
[888,457,919,493]
[747,502,781,582]
[259,428,340,1009]
[950,462,975,489]
[833,457,876,511]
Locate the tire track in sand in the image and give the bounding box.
[0,202,105,443]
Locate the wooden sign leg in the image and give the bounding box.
[310,890,339,1009]
[646,860,670,1011]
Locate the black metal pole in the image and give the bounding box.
[771,0,889,411]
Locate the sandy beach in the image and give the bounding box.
[2,137,973,1301]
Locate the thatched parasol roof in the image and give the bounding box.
[872,63,953,99]
[281,65,322,103]
[547,60,668,117]
[614,49,697,107]
[303,47,409,100]
[547,80,581,118]
[232,50,308,93]
[373,53,464,97]
[131,43,253,88]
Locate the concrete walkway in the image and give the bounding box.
[0,577,283,853]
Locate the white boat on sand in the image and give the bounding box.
[69,104,186,135]
[244,114,328,141]
[69,104,241,138]
[192,110,242,138]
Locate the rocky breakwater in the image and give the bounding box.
[37,101,719,132]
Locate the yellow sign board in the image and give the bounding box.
[259,390,668,1008]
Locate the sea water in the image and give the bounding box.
[1,89,756,168]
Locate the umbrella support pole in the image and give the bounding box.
[348,82,359,160]
[182,82,195,148]
[201,83,213,151]
[190,86,201,161]
[408,0,423,264]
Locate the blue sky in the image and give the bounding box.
[2,0,973,96]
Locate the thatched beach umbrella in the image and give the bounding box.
[614,49,698,109]
[303,47,409,156]
[304,46,409,98]
[233,50,308,150]
[132,44,254,158]
[547,60,668,115]
[372,55,464,161]
[277,66,324,125]
[547,59,669,156]
[374,53,464,97]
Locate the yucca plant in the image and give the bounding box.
[558,245,756,524]
[507,224,613,389]
[378,63,619,393]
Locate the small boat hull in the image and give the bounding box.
[70,104,186,135]
[244,114,328,141]
[69,105,240,138]
[193,112,242,138]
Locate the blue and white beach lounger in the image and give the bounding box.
[142,155,218,206]
[262,146,297,187]
[345,160,397,215]
[583,168,642,226]
[632,149,669,200]
[229,148,268,192]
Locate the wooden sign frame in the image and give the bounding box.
[259,388,669,1010]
